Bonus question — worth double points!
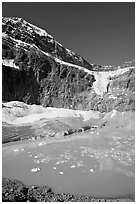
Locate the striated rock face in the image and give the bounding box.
[2,17,92,69]
[2,17,135,112]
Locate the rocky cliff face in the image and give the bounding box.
[2,17,135,112]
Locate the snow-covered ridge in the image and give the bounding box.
[3,34,134,73]
[2,34,90,72]
[2,17,73,57]
[27,21,53,38]
[3,17,89,66]
[3,17,53,38]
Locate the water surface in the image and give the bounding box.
[3,130,135,199]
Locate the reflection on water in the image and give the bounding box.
[2,131,135,199]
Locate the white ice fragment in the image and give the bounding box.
[59,171,64,175]
[76,161,83,167]
[70,165,76,168]
[89,169,94,172]
[14,149,19,152]
[56,159,65,164]
[40,158,47,163]
[13,148,24,152]
[31,168,41,173]
[38,142,46,146]
[53,167,57,170]
[33,160,40,164]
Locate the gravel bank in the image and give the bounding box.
[2,178,134,202]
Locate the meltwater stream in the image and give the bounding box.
[2,130,135,200]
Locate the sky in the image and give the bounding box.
[2,2,135,66]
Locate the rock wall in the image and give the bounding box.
[2,55,135,112]
[2,45,96,108]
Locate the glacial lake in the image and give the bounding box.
[2,129,135,200]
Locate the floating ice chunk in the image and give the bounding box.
[35,153,44,158]
[40,158,47,163]
[70,165,76,168]
[59,171,64,175]
[76,161,83,167]
[89,169,94,172]
[53,167,57,170]
[33,160,40,164]
[38,142,46,146]
[14,148,24,152]
[56,160,64,165]
[14,149,19,152]
[31,168,41,173]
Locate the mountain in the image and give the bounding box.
[2,17,93,69]
[2,17,135,201]
[2,17,135,112]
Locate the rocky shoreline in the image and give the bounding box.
[2,178,134,202]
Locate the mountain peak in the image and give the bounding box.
[2,16,52,38]
[2,16,93,70]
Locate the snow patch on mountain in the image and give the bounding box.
[66,48,75,56]
[2,59,19,70]
[27,21,53,38]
